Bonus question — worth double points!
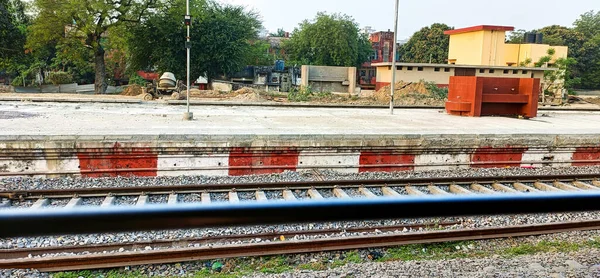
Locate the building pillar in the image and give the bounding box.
[301,65,309,88]
[348,67,357,94]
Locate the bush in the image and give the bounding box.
[47,71,74,85]
[129,74,147,86]
[425,82,448,100]
[11,78,24,86]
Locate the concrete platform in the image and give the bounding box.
[0,101,599,178]
[1,101,600,136]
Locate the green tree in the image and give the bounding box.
[269,28,286,37]
[506,29,526,44]
[572,10,600,89]
[284,13,372,67]
[128,0,261,81]
[28,0,160,94]
[246,40,275,66]
[399,23,453,63]
[0,0,28,77]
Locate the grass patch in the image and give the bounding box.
[331,250,362,268]
[502,240,593,257]
[380,241,477,262]
[258,256,292,274]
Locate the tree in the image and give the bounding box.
[399,23,453,64]
[269,28,286,37]
[0,0,28,75]
[506,29,526,43]
[128,0,262,81]
[28,0,160,94]
[284,13,372,67]
[572,10,600,89]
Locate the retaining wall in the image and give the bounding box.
[0,134,599,178]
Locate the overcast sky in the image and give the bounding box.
[220,0,597,39]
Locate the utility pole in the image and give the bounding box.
[183,0,193,121]
[390,0,399,115]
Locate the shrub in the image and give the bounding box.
[47,71,74,85]
[129,74,147,86]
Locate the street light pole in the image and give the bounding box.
[183,0,193,121]
[390,0,399,115]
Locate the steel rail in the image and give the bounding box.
[1,174,597,199]
[2,193,600,238]
[0,221,460,259]
[1,220,600,271]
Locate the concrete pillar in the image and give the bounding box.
[301,65,309,88]
[348,67,357,94]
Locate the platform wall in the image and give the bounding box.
[0,134,599,178]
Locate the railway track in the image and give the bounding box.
[1,174,599,209]
[1,174,600,272]
[1,220,600,271]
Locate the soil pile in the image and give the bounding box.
[374,81,429,102]
[228,87,262,102]
[373,81,445,106]
[121,85,144,96]
[585,97,600,106]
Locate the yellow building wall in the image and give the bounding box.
[447,31,485,65]
[481,30,507,66]
[376,66,455,84]
[504,44,520,66]
[506,44,569,66]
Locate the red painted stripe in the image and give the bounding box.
[77,143,158,178]
[572,147,600,166]
[471,147,527,168]
[359,151,415,173]
[228,148,299,176]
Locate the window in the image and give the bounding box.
[479,69,485,73]
[397,66,402,70]
[434,68,441,72]
[407,67,413,71]
[489,69,495,74]
[417,67,424,71]
[513,70,518,74]
[523,70,528,74]
[444,68,451,72]
[503,70,509,74]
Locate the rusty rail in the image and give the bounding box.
[0,221,460,260]
[1,220,599,271]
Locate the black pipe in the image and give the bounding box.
[1,193,599,238]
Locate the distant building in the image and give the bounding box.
[359,30,401,90]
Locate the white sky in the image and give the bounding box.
[219,0,598,39]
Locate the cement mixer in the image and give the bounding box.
[143,72,186,100]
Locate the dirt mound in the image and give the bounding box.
[585,97,600,106]
[234,87,255,95]
[230,92,260,102]
[121,85,144,96]
[374,81,430,102]
[373,81,445,106]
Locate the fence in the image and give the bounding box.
[4,83,122,94]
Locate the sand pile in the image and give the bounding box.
[227,87,261,102]
[374,81,430,102]
[121,85,144,96]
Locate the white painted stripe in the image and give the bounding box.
[157,154,229,177]
[414,154,470,171]
[297,151,360,174]
[521,149,575,168]
[0,155,80,178]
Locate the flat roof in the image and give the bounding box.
[371,62,556,71]
[444,25,515,35]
